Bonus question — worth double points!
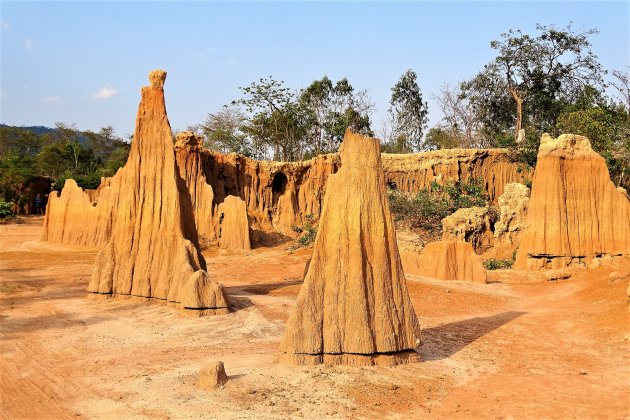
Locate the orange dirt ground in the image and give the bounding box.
[1,217,629,419]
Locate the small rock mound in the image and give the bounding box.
[415,240,487,283]
[197,361,228,390]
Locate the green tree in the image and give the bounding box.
[0,152,36,206]
[299,76,333,155]
[424,127,462,150]
[556,101,630,188]
[388,69,429,152]
[233,77,308,161]
[0,127,42,156]
[232,76,373,160]
[463,24,604,142]
[300,76,374,156]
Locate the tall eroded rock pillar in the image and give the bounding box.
[88,70,229,314]
[280,130,422,366]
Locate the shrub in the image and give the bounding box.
[483,258,514,270]
[291,213,317,248]
[0,200,13,218]
[387,178,489,232]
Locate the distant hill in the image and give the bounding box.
[0,124,58,136]
[0,124,90,144]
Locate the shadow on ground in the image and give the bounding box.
[225,279,303,297]
[419,311,525,361]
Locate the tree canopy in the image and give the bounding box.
[0,124,130,210]
[386,70,429,152]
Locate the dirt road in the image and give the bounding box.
[1,218,628,419]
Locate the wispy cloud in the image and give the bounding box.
[25,39,33,49]
[42,96,62,104]
[93,85,118,99]
[1,20,9,30]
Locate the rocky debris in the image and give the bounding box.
[441,206,494,254]
[197,361,228,390]
[414,240,487,283]
[515,134,630,270]
[494,183,530,248]
[588,254,616,269]
[87,70,229,315]
[218,195,251,251]
[280,130,422,366]
[544,270,572,281]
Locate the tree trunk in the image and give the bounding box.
[509,88,524,142]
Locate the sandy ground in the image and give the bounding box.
[1,217,629,419]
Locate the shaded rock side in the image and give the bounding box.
[494,182,530,248]
[514,134,630,270]
[280,130,422,366]
[173,131,217,245]
[441,206,494,254]
[218,195,251,251]
[415,240,487,283]
[87,70,229,313]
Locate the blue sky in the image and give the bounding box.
[1,1,628,139]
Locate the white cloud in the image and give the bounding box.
[93,85,118,99]
[25,39,33,49]
[42,96,62,104]
[1,20,9,30]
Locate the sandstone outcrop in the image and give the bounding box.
[441,206,494,253]
[494,183,530,248]
[42,178,112,248]
[42,179,98,245]
[197,361,228,390]
[414,241,487,283]
[218,195,251,251]
[515,134,630,270]
[280,130,422,366]
[87,70,229,314]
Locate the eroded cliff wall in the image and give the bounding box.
[42,96,529,248]
[171,144,529,243]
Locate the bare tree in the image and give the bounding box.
[433,83,482,148]
[610,67,630,114]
